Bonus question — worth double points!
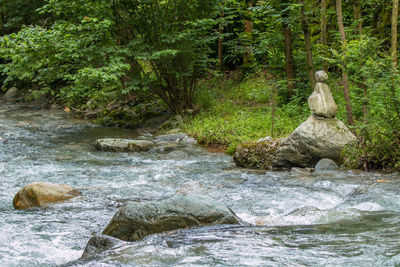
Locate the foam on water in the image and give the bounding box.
[1,101,400,266]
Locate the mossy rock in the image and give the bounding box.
[233,138,284,170]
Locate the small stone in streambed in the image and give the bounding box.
[314,158,339,172]
[94,138,154,152]
[13,182,82,210]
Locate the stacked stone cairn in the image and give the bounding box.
[234,71,357,169]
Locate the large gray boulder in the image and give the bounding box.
[94,138,154,152]
[276,115,356,167]
[102,195,241,241]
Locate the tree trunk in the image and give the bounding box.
[218,22,223,69]
[392,0,399,68]
[321,0,328,72]
[282,12,296,97]
[243,0,254,65]
[300,3,315,88]
[353,0,362,35]
[336,0,355,126]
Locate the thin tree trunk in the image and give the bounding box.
[353,0,362,35]
[321,0,328,72]
[243,1,254,65]
[218,6,224,70]
[218,24,223,69]
[392,0,399,68]
[282,12,296,97]
[336,0,355,126]
[300,3,315,88]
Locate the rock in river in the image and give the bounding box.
[314,158,339,172]
[276,114,356,167]
[94,138,154,152]
[81,234,124,259]
[13,182,81,210]
[102,194,241,241]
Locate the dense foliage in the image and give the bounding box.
[1,0,400,170]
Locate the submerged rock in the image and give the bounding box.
[276,115,356,167]
[176,181,204,195]
[102,194,241,241]
[315,158,339,172]
[82,234,124,259]
[94,138,154,152]
[13,182,81,210]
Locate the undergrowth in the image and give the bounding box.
[184,73,309,154]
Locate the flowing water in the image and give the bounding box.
[1,101,400,266]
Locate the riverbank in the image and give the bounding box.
[2,71,399,171]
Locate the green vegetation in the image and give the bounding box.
[1,0,400,170]
[184,73,309,154]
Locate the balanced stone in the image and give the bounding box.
[13,182,81,210]
[102,194,241,241]
[308,71,337,118]
[315,70,328,82]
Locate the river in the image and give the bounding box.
[0,101,400,266]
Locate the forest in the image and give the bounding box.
[1,0,400,170]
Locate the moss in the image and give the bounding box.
[233,139,283,170]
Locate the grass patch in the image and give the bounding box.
[184,73,309,154]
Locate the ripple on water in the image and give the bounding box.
[1,102,400,266]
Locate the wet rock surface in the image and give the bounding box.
[315,158,339,172]
[94,138,154,152]
[81,234,125,259]
[102,194,241,241]
[13,182,82,210]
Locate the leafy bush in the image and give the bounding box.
[0,17,129,106]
